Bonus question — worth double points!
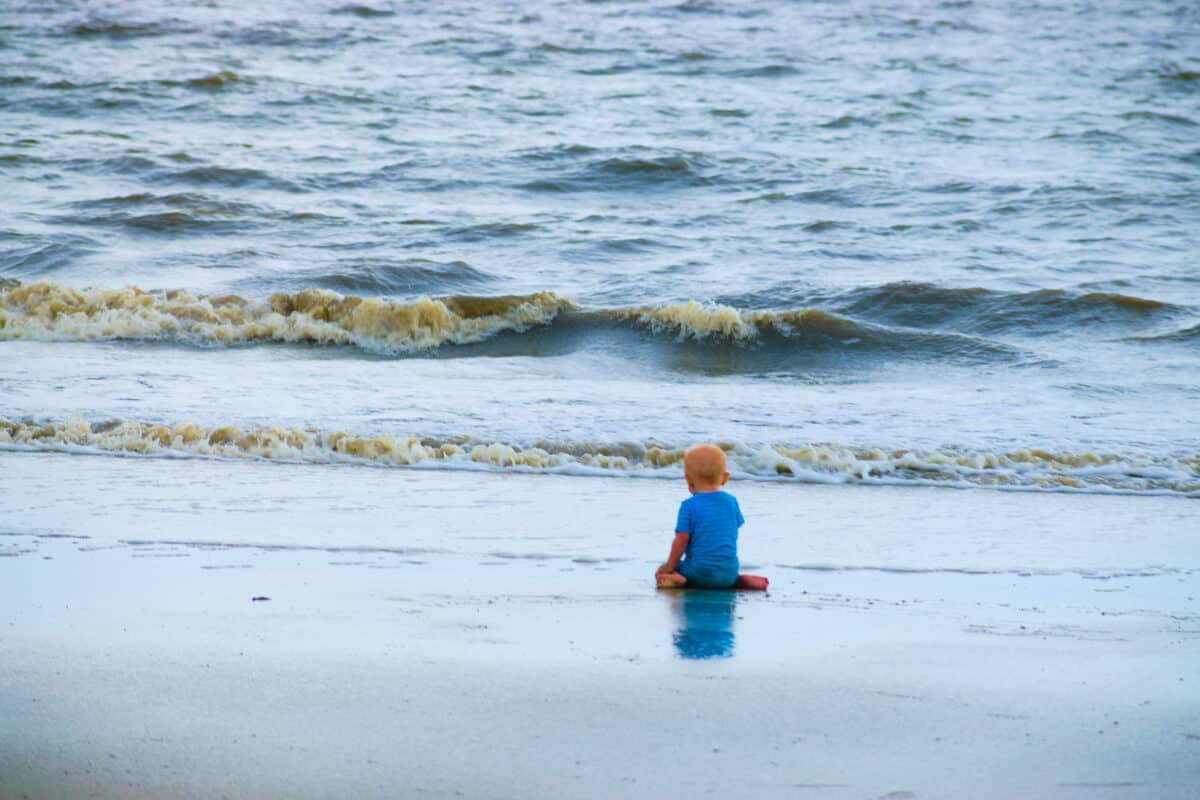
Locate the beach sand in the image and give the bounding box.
[2,451,1198,799]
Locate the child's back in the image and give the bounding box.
[674,488,742,587]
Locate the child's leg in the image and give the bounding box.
[734,574,769,591]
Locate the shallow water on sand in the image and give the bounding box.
[2,451,1199,799]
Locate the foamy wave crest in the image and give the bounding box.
[0,280,1013,361]
[3,416,1197,496]
[616,301,872,340]
[0,281,573,352]
[615,300,761,340]
[611,300,1011,359]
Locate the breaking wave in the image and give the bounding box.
[609,300,1011,359]
[1127,321,1200,343]
[0,281,574,353]
[3,415,1197,496]
[826,281,1184,334]
[0,280,1014,361]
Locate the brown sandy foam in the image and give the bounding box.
[2,415,1197,494]
[0,280,1012,359]
[0,281,574,351]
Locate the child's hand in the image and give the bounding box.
[655,562,671,575]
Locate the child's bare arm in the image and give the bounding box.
[658,531,690,574]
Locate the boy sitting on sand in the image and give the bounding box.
[656,444,749,590]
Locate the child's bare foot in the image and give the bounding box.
[656,571,687,589]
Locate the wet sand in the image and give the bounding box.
[2,452,1198,799]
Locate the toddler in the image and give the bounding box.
[655,444,745,589]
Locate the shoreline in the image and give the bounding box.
[2,451,1199,798]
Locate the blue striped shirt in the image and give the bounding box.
[675,490,742,581]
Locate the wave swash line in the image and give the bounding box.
[2,416,1197,496]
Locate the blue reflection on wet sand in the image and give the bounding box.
[670,590,737,659]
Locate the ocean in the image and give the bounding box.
[2,0,1198,495]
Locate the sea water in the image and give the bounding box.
[2,0,1198,496]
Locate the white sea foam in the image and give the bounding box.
[3,415,1196,496]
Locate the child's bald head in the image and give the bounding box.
[684,444,729,490]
